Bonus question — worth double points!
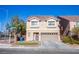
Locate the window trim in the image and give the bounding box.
[47,20,56,27]
[30,19,39,28]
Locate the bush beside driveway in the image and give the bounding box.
[63,36,79,44]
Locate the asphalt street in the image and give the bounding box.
[0,48,79,54]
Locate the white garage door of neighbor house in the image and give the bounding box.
[41,33,58,41]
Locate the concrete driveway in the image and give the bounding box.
[40,39,72,49]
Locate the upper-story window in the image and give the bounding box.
[48,21,55,26]
[30,19,39,27]
[31,21,38,25]
[47,19,56,27]
[76,21,79,27]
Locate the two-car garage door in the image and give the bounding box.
[41,33,58,42]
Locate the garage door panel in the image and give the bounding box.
[41,33,58,41]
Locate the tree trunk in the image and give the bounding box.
[9,34,11,44]
[14,33,16,44]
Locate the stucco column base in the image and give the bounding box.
[26,35,30,42]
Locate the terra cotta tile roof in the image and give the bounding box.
[27,16,60,21]
[59,16,79,21]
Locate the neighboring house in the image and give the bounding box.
[58,16,79,36]
[26,16,60,42]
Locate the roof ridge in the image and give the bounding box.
[27,16,59,21]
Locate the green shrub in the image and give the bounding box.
[26,41,39,45]
[63,36,79,44]
[63,36,73,44]
[72,39,79,44]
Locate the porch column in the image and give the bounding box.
[26,31,29,42]
[39,32,41,41]
[58,31,61,42]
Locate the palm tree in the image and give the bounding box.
[19,19,26,35]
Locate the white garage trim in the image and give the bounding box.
[41,32,59,42]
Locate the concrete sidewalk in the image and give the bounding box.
[0,43,41,49]
[0,44,11,48]
[0,43,74,49]
[0,42,79,49]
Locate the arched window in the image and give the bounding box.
[47,19,56,27]
[30,19,39,27]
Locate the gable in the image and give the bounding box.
[27,16,60,22]
[47,18,56,22]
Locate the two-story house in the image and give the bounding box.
[26,16,60,43]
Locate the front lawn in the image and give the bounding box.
[16,41,40,46]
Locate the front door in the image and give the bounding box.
[33,32,39,41]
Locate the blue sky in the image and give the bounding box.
[0,5,79,32]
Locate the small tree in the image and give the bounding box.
[72,27,79,39]
[6,16,26,43]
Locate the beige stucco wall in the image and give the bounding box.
[26,30,60,42]
[26,21,60,31]
[26,19,60,42]
[26,16,60,41]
